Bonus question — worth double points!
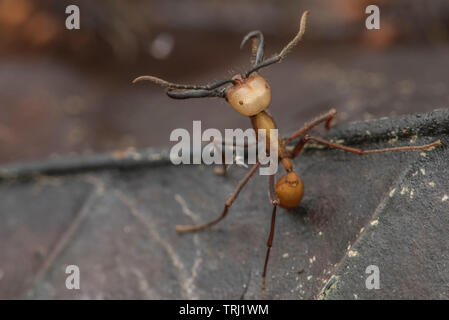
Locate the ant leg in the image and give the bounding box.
[209,137,255,176]
[287,108,337,142]
[290,136,309,159]
[176,162,260,233]
[213,151,228,176]
[262,175,279,300]
[291,135,442,158]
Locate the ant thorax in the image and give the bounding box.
[226,72,271,116]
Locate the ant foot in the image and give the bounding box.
[214,167,226,176]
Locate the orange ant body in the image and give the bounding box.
[133,11,441,299]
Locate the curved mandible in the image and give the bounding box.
[133,75,234,91]
[166,88,226,99]
[240,30,265,67]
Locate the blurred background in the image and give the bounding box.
[1,0,449,165]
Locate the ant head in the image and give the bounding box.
[225,72,271,116]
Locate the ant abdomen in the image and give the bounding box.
[226,72,271,116]
[275,171,304,209]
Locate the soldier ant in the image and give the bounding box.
[133,11,441,299]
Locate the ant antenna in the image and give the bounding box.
[132,76,234,99]
[246,10,309,76]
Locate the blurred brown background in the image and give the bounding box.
[1,0,449,165]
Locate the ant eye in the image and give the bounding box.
[226,73,271,116]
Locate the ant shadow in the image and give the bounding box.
[282,192,342,235]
